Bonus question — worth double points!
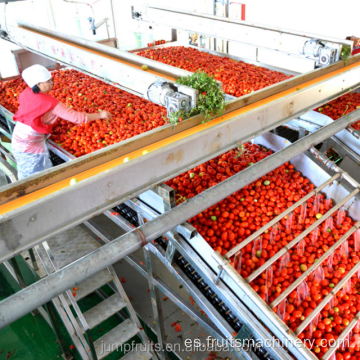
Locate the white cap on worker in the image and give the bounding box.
[22,64,51,88]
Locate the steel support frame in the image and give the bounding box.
[63,208,246,360]
[111,207,285,360]
[2,71,360,263]
[2,260,50,321]
[134,4,352,56]
[102,211,254,360]
[0,165,75,359]
[143,245,168,360]
[126,246,252,360]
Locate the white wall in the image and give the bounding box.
[50,0,116,41]
[239,0,359,39]
[0,0,116,78]
[112,0,360,40]
[0,40,21,78]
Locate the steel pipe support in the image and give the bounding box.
[309,146,360,188]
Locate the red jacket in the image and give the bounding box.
[13,88,59,134]
[352,46,360,55]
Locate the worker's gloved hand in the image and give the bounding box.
[100,111,113,124]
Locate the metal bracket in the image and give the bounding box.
[298,126,307,139]
[164,238,176,264]
[236,324,252,342]
[154,184,176,211]
[131,6,143,20]
[215,265,224,285]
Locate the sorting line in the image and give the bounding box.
[296,242,360,335]
[271,220,360,309]
[246,189,360,283]
[1,62,360,216]
[225,174,341,258]
[322,309,360,360]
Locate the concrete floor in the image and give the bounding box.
[88,214,237,360]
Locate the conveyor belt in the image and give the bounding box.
[1,61,360,216]
[19,27,176,82]
[273,126,300,143]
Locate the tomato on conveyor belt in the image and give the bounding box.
[165,143,273,202]
[315,92,360,129]
[136,46,292,97]
[166,142,360,358]
[0,69,167,156]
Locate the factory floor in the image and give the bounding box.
[0,213,235,360]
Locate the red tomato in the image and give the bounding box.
[137,46,292,97]
[0,69,168,157]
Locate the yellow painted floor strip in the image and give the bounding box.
[1,45,359,216]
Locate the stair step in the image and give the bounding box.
[94,321,140,360]
[123,350,152,360]
[76,293,127,331]
[66,269,113,305]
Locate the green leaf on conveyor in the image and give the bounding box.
[169,72,227,125]
[341,45,352,66]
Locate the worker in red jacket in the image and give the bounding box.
[12,64,112,180]
[346,36,360,55]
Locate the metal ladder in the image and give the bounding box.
[22,225,154,360]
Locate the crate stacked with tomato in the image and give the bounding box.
[136,46,292,97]
[166,141,360,359]
[315,92,360,130]
[0,69,167,156]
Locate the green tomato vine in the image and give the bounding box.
[341,45,352,66]
[167,72,227,125]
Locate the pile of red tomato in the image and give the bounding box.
[0,78,26,114]
[136,46,292,97]
[165,143,273,203]
[147,40,166,47]
[247,201,360,359]
[315,92,360,130]
[186,161,313,256]
[167,142,360,358]
[0,69,167,156]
